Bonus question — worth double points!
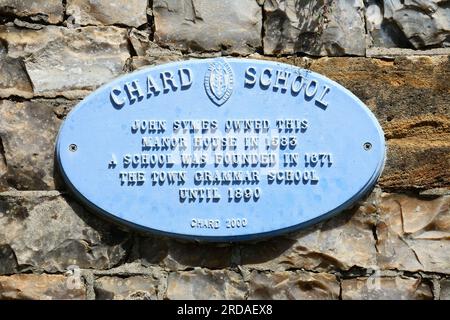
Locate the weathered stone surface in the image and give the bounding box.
[263,0,366,56]
[0,0,63,24]
[0,100,74,190]
[367,47,450,58]
[154,0,262,54]
[164,241,235,270]
[240,195,379,272]
[128,235,235,270]
[381,139,450,190]
[365,0,450,49]
[440,279,450,300]
[94,276,159,300]
[127,28,184,70]
[0,191,131,272]
[376,193,450,273]
[0,244,18,275]
[0,54,33,99]
[166,269,247,300]
[0,274,86,299]
[342,276,433,300]
[247,271,339,300]
[127,236,168,267]
[0,26,129,99]
[66,0,147,27]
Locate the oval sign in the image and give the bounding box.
[56,58,385,241]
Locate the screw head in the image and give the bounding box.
[69,144,78,152]
[363,142,372,151]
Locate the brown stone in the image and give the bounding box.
[381,140,450,190]
[166,269,246,300]
[376,193,450,274]
[95,276,159,300]
[342,276,433,300]
[247,271,339,300]
[0,274,86,300]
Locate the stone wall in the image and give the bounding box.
[0,0,449,300]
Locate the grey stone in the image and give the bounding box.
[0,191,131,272]
[440,279,450,300]
[376,193,450,274]
[127,235,169,267]
[94,276,159,300]
[240,194,379,272]
[127,28,184,70]
[366,0,450,49]
[0,26,129,99]
[128,235,235,270]
[0,274,86,300]
[0,244,18,275]
[263,0,366,56]
[342,276,433,300]
[153,0,262,55]
[66,0,148,27]
[163,241,235,270]
[247,271,339,300]
[366,47,450,58]
[166,269,247,300]
[0,0,64,24]
[0,99,76,190]
[0,46,33,99]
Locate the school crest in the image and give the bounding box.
[204,60,234,106]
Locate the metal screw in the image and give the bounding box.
[69,144,78,152]
[363,142,372,151]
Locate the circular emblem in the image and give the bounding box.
[204,60,234,106]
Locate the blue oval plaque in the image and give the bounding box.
[56,58,385,241]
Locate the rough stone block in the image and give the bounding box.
[0,99,76,191]
[128,28,184,70]
[240,195,379,272]
[154,0,262,55]
[365,0,450,49]
[0,274,86,299]
[247,271,339,299]
[166,269,247,300]
[342,276,433,300]
[440,279,450,300]
[0,191,131,273]
[66,0,147,27]
[0,54,33,99]
[0,26,129,99]
[128,235,236,270]
[376,193,450,274]
[263,0,366,56]
[94,276,159,300]
[0,0,64,24]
